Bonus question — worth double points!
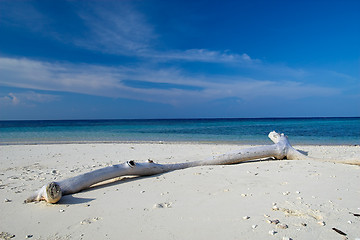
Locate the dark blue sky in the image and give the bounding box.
[0,0,359,120]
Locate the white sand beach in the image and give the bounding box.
[0,143,359,240]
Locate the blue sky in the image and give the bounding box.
[0,0,359,120]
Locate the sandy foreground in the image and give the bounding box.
[0,142,359,240]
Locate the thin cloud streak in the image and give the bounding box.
[145,49,257,63]
[72,1,156,55]
[73,4,258,65]
[0,57,341,106]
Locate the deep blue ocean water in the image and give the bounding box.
[0,118,359,145]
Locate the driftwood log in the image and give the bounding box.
[25,131,358,204]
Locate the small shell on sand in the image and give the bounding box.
[81,219,92,225]
[267,219,280,224]
[317,221,326,226]
[153,202,172,209]
[272,205,279,211]
[269,230,277,235]
[277,223,288,229]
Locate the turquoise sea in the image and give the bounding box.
[0,118,359,145]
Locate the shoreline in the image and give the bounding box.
[1,143,359,239]
[1,140,359,146]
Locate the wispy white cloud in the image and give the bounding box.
[70,2,258,65]
[0,1,258,65]
[72,1,157,55]
[146,49,257,63]
[0,57,342,107]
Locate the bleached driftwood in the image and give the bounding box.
[24,131,357,204]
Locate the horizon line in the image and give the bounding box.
[1,116,359,122]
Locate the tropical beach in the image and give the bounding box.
[1,138,360,239]
[1,0,360,239]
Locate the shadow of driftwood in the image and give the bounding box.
[85,176,147,192]
[59,195,95,205]
[297,149,309,156]
[232,157,278,164]
[70,175,160,195]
